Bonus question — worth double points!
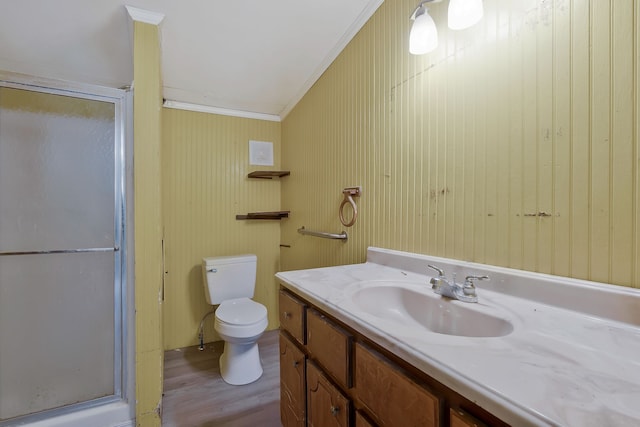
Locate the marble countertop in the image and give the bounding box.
[276,247,640,427]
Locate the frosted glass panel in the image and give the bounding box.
[0,85,122,423]
[0,252,115,420]
[0,87,115,252]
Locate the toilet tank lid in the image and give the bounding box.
[203,254,256,266]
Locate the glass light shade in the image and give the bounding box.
[448,0,483,30]
[409,9,438,55]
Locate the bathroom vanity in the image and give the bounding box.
[276,247,640,427]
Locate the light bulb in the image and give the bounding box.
[409,8,438,55]
[448,0,483,30]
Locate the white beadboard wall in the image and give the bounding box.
[280,0,640,289]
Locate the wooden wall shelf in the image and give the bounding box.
[236,211,290,220]
[248,170,290,179]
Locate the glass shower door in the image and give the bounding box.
[0,86,124,423]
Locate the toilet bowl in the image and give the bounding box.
[214,297,268,385]
[202,254,268,386]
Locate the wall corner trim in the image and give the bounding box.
[125,6,165,25]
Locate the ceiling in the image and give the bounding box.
[0,0,383,120]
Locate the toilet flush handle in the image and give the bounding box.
[207,268,217,273]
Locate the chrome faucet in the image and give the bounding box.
[427,264,489,303]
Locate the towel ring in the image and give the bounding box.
[339,187,362,227]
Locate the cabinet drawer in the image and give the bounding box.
[279,289,306,344]
[355,343,441,427]
[280,332,306,427]
[306,309,352,388]
[306,360,350,427]
[450,408,488,427]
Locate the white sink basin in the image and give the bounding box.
[349,283,513,338]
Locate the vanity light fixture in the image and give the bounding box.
[409,0,439,55]
[409,0,484,55]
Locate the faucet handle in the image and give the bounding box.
[427,264,445,277]
[464,275,489,285]
[427,265,446,291]
[463,275,489,295]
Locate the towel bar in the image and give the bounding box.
[297,226,348,241]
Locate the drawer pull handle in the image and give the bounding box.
[330,405,340,416]
[293,360,299,367]
[283,311,291,319]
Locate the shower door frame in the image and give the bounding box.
[0,71,134,426]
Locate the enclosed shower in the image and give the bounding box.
[0,75,134,427]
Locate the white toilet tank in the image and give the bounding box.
[202,254,257,305]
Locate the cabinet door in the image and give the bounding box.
[355,343,441,427]
[279,289,307,344]
[306,360,350,427]
[280,333,306,427]
[307,309,352,388]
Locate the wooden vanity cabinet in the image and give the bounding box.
[306,360,351,427]
[280,290,353,427]
[278,286,509,427]
[306,308,352,389]
[280,333,307,427]
[279,289,307,344]
[355,342,441,427]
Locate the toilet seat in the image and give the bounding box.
[216,297,267,325]
[214,298,268,338]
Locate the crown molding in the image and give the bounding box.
[125,6,165,25]
[163,100,281,122]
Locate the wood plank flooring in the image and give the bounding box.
[162,329,282,427]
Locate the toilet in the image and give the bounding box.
[202,254,268,385]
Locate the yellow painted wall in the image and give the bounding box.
[281,0,640,289]
[162,108,282,350]
[133,21,164,427]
